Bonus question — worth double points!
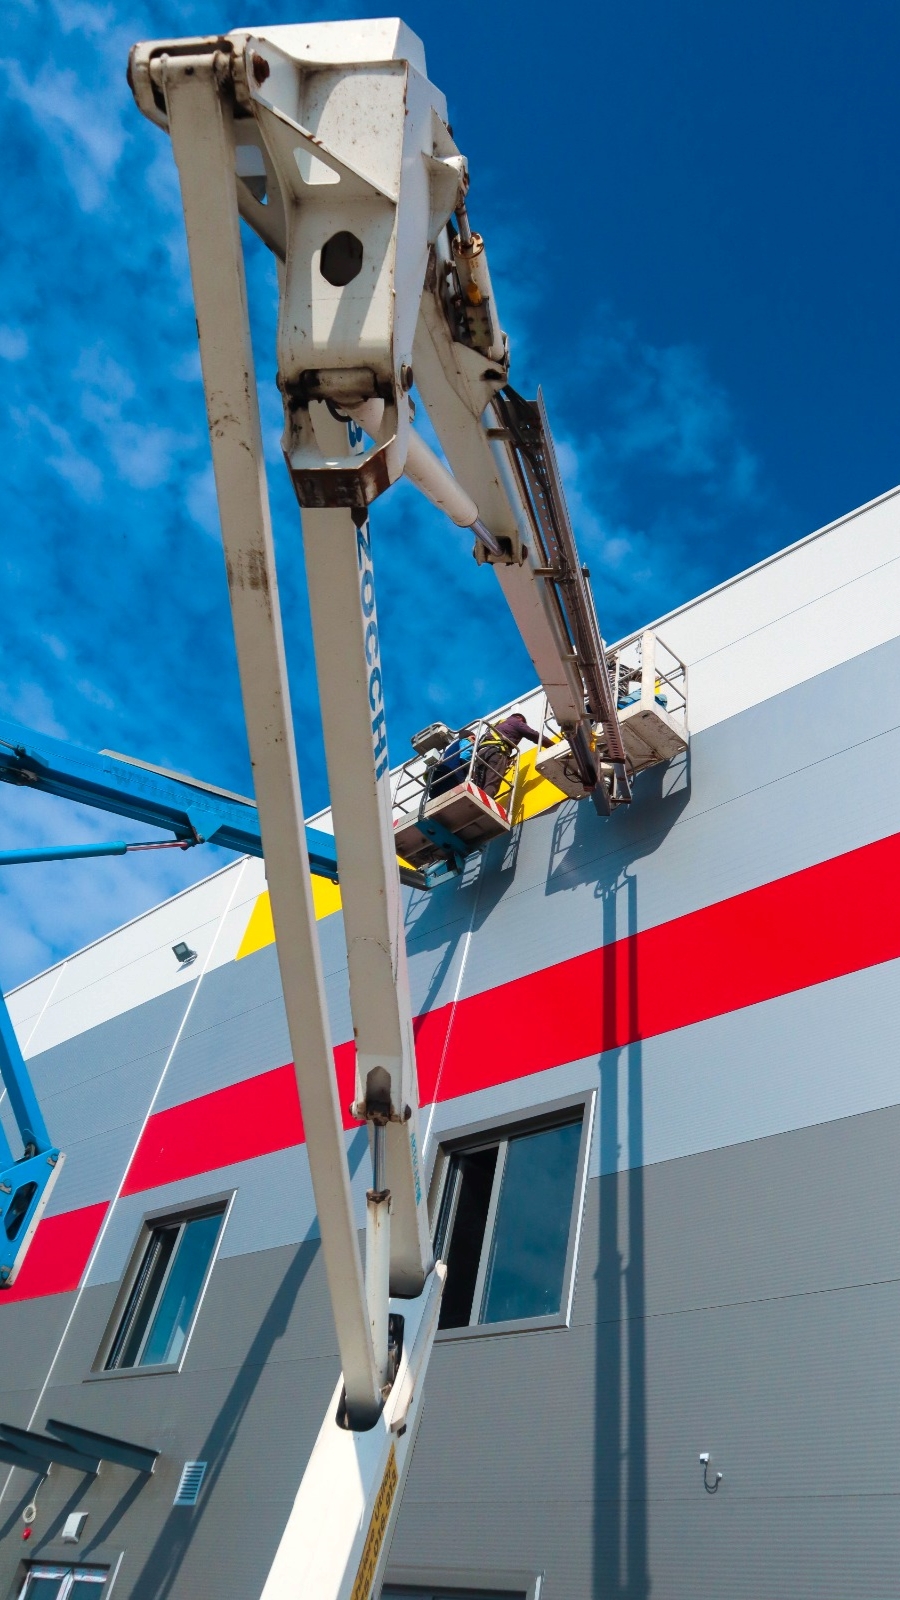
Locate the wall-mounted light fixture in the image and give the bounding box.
[172,942,197,967]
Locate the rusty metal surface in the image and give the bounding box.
[288,449,393,509]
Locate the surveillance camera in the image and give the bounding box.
[698,1452,710,1464]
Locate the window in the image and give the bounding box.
[18,1566,108,1600]
[433,1108,588,1332]
[103,1204,226,1371]
[383,1591,524,1599]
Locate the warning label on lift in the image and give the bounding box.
[350,1442,398,1600]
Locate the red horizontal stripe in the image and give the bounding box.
[414,829,900,1100]
[18,828,900,1276]
[122,1052,361,1197]
[121,1065,304,1196]
[0,1202,108,1306]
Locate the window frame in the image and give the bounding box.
[91,1192,234,1378]
[14,1563,112,1600]
[383,1564,542,1599]
[427,1091,595,1341]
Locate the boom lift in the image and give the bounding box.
[122,18,689,1598]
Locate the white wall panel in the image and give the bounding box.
[647,485,900,732]
[9,858,250,1056]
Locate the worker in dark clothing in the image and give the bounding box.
[473,711,547,799]
[429,734,470,798]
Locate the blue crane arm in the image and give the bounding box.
[0,986,62,1287]
[0,718,338,882]
[0,993,51,1157]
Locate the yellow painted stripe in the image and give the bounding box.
[236,876,343,960]
[237,758,566,962]
[511,746,567,823]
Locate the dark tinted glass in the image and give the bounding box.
[111,1225,179,1369]
[107,1209,224,1370]
[437,1146,498,1329]
[140,1211,223,1366]
[23,1579,65,1600]
[69,1581,107,1600]
[481,1119,582,1324]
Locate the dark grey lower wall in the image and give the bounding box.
[3,1100,900,1599]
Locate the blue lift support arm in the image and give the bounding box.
[0,995,62,1287]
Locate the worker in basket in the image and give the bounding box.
[472,712,547,799]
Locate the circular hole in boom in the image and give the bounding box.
[320,231,364,286]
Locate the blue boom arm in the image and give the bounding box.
[0,718,338,881]
[0,992,62,1286]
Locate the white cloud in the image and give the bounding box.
[111,421,180,489]
[12,404,104,502]
[49,0,116,35]
[186,463,220,538]
[0,326,28,362]
[74,345,179,488]
[3,56,128,212]
[172,348,202,384]
[75,677,116,711]
[0,679,67,739]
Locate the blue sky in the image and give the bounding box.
[1,0,898,983]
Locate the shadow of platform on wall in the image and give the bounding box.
[594,869,650,1600]
[548,748,691,904]
[402,822,527,1021]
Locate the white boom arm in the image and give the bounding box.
[128,17,633,1598]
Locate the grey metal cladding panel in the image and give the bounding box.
[7,1100,900,1600]
[36,1046,170,1151]
[24,981,195,1099]
[572,1101,900,1326]
[154,942,352,1114]
[180,941,286,1034]
[421,953,900,1179]
[393,1497,900,1600]
[84,1125,371,1287]
[395,1284,900,1598]
[154,990,292,1113]
[5,1254,346,1600]
[1,1364,334,1600]
[0,1293,78,1393]
[451,729,900,1002]
[639,1500,900,1600]
[44,1118,142,1216]
[637,1281,900,1499]
[405,889,482,1016]
[409,632,900,1004]
[607,956,900,1173]
[49,1240,341,1391]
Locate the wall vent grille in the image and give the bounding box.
[173,1461,207,1506]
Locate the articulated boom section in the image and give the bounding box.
[0,995,62,1289]
[128,17,688,1599]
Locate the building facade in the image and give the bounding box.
[1,485,899,1599]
